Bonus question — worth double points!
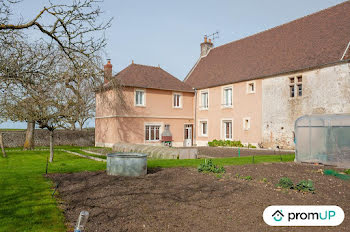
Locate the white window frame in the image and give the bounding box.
[221,118,233,141]
[172,92,183,109]
[243,117,251,131]
[198,120,208,137]
[144,122,163,142]
[222,85,233,108]
[199,89,209,110]
[246,81,256,94]
[134,89,146,107]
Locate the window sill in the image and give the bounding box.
[173,106,183,109]
[199,108,209,111]
[221,105,233,109]
[198,134,208,138]
[135,104,146,107]
[246,91,256,94]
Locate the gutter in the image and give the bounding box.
[193,88,197,146]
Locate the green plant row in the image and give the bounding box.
[208,139,256,148]
[277,177,315,192]
[197,159,225,173]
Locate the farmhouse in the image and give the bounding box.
[95,61,194,147]
[96,1,350,149]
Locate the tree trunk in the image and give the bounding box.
[0,132,7,158]
[49,130,54,162]
[23,121,35,150]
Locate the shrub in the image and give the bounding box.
[247,143,257,148]
[277,177,294,189]
[207,139,244,147]
[295,180,315,192]
[344,169,350,175]
[197,159,225,174]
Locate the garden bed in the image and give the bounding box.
[49,163,349,232]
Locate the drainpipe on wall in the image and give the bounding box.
[193,88,197,146]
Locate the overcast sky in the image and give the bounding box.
[1,0,346,129]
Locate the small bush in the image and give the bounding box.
[295,180,315,192]
[277,177,294,189]
[247,143,257,148]
[344,169,350,175]
[198,159,225,174]
[207,139,244,147]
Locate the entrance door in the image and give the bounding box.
[184,124,193,147]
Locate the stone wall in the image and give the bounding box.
[262,63,350,149]
[1,129,95,148]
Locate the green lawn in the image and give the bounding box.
[0,149,106,232]
[0,148,294,232]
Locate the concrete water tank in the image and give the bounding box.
[107,153,147,176]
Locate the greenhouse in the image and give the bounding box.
[295,114,350,168]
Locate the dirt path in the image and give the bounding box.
[49,163,349,232]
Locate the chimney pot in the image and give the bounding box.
[200,38,214,57]
[104,59,112,84]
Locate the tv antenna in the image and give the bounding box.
[205,31,219,41]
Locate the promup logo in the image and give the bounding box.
[272,210,284,222]
[263,206,344,226]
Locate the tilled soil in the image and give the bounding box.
[49,163,349,232]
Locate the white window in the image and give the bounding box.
[246,81,256,94]
[199,121,208,136]
[173,93,182,108]
[145,125,160,141]
[223,120,232,140]
[135,89,145,106]
[243,117,250,130]
[200,90,209,109]
[223,87,233,107]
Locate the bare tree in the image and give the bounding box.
[0,0,112,61]
[0,0,112,150]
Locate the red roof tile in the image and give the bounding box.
[111,63,193,92]
[185,1,350,89]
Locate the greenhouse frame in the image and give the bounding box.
[295,114,350,168]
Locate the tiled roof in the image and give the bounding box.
[110,63,193,92]
[185,1,350,89]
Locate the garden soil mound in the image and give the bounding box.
[49,163,349,232]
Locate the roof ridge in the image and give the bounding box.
[212,1,349,51]
[131,63,161,69]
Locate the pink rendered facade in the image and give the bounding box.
[95,87,195,147]
[195,80,262,147]
[95,79,262,147]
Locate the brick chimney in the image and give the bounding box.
[104,59,112,84]
[200,36,213,57]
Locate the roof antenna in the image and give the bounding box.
[204,31,220,42]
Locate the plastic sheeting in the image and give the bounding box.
[295,114,350,168]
